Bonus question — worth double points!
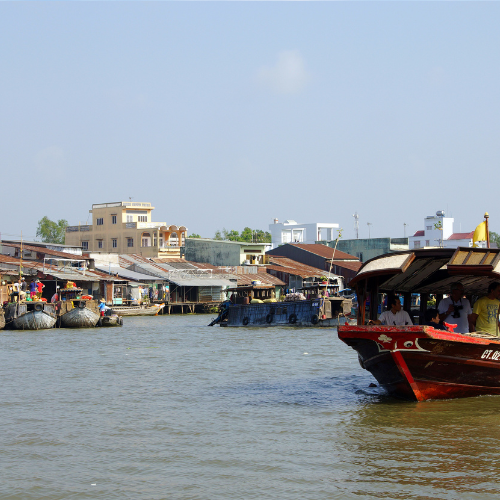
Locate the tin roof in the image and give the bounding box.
[447,232,474,240]
[281,243,359,261]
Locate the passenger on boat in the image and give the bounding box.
[19,278,27,301]
[368,296,413,326]
[36,279,44,299]
[470,282,500,335]
[29,280,37,299]
[437,282,472,333]
[51,286,60,303]
[425,308,446,330]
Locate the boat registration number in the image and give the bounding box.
[312,302,319,307]
[481,349,500,360]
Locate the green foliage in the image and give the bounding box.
[36,216,68,244]
[189,233,201,238]
[490,231,500,247]
[213,227,272,243]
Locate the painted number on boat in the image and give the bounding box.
[481,349,500,360]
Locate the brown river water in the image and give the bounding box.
[1,314,500,500]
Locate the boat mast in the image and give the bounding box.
[485,212,490,248]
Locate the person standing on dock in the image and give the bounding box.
[438,282,472,333]
[470,282,500,335]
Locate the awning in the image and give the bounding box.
[43,271,98,282]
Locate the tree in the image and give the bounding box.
[240,227,253,242]
[36,216,68,244]
[214,230,223,240]
[490,231,500,247]
[189,233,201,238]
[226,230,240,241]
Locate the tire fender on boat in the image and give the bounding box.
[289,314,297,324]
[78,301,87,309]
[266,314,273,324]
[311,314,319,325]
[242,317,250,326]
[34,303,43,312]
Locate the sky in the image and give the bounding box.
[1,2,500,243]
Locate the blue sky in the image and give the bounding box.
[1,2,499,242]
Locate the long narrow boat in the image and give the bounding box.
[338,247,500,401]
[110,303,164,316]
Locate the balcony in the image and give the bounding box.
[66,225,91,232]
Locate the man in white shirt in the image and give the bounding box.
[437,282,472,334]
[369,296,413,326]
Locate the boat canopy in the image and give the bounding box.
[350,247,500,296]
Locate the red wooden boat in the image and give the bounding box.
[338,247,500,401]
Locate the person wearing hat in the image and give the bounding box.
[99,298,107,317]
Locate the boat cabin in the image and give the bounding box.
[349,247,500,325]
[228,284,275,304]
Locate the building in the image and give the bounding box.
[408,210,483,250]
[65,201,187,259]
[268,219,340,249]
[319,237,409,262]
[184,238,269,267]
[266,243,362,284]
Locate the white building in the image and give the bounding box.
[408,211,484,249]
[269,219,340,249]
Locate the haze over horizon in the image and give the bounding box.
[1,3,499,243]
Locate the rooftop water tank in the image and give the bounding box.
[436,210,445,217]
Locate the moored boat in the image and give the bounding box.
[338,247,500,401]
[99,314,123,327]
[5,302,57,330]
[0,308,5,330]
[60,301,100,328]
[109,303,164,316]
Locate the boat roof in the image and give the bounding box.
[349,247,500,295]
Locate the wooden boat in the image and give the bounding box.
[99,314,123,327]
[0,308,5,330]
[338,247,500,401]
[60,300,100,328]
[110,303,164,316]
[209,284,353,327]
[5,302,57,330]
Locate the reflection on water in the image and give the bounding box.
[0,315,499,499]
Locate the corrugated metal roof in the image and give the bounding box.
[167,276,235,287]
[46,271,97,282]
[95,265,162,282]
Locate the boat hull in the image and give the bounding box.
[60,307,100,328]
[338,325,500,401]
[99,315,123,327]
[13,310,57,330]
[222,299,353,327]
[110,304,164,316]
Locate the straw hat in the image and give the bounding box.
[100,298,106,303]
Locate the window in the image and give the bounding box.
[82,241,89,250]
[112,215,117,224]
[126,215,133,223]
[425,240,430,246]
[138,215,147,222]
[414,241,420,249]
[112,239,117,248]
[426,226,432,230]
[96,218,104,226]
[97,240,103,249]
[127,238,134,247]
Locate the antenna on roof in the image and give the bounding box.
[353,212,359,239]
[129,197,133,202]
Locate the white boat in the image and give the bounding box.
[110,303,165,316]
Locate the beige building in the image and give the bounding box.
[65,201,187,259]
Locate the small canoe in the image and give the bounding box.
[99,314,123,327]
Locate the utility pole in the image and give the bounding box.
[367,222,372,239]
[353,212,359,239]
[404,222,407,238]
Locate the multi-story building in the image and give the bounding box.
[269,219,340,249]
[65,201,187,259]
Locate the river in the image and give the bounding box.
[1,314,499,499]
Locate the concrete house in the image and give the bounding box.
[268,219,340,249]
[65,201,187,259]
